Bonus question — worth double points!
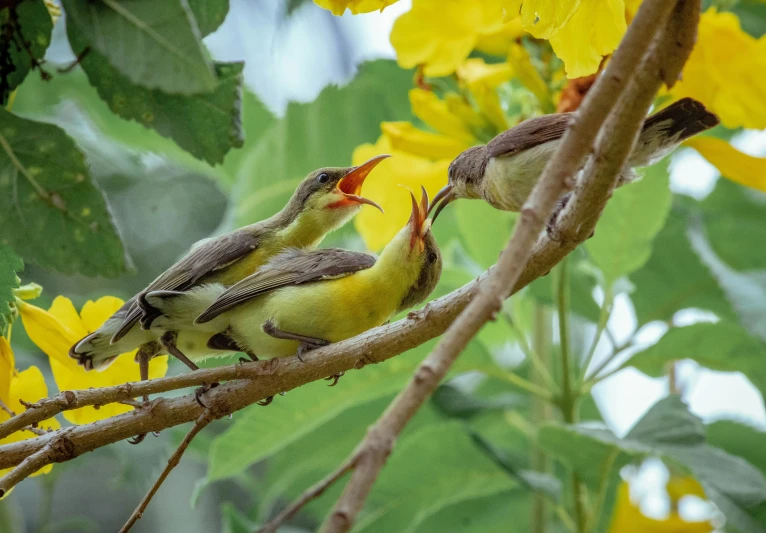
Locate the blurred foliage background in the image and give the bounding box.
[1,0,766,532]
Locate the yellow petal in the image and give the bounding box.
[666,476,707,503]
[20,296,169,425]
[549,0,626,78]
[471,83,509,132]
[313,0,399,15]
[507,42,552,109]
[409,89,476,143]
[353,136,450,251]
[624,0,642,18]
[670,10,766,130]
[381,122,470,160]
[503,0,581,39]
[456,58,513,90]
[685,136,766,192]
[444,93,489,131]
[475,17,525,56]
[0,337,13,404]
[390,0,484,77]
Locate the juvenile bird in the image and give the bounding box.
[69,156,389,382]
[430,98,720,220]
[143,188,441,396]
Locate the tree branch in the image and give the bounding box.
[314,1,696,531]
[0,429,74,497]
[119,409,215,533]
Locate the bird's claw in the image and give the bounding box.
[195,382,219,408]
[296,340,330,363]
[324,372,345,387]
[257,396,274,407]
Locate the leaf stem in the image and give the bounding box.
[578,287,613,384]
[503,310,558,393]
[531,303,553,533]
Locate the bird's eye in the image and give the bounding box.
[428,252,438,264]
[316,173,330,184]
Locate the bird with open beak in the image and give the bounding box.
[140,187,442,396]
[69,155,390,384]
[429,98,720,222]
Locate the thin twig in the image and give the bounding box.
[256,455,359,533]
[579,288,613,381]
[0,430,73,497]
[0,399,48,437]
[119,409,215,533]
[503,311,558,393]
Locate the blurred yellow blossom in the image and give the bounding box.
[670,10,766,130]
[501,0,579,38]
[609,480,714,533]
[475,17,525,56]
[390,0,512,76]
[313,0,398,15]
[685,137,766,193]
[507,42,552,110]
[381,121,470,160]
[456,59,512,131]
[0,336,59,483]
[409,88,478,143]
[353,136,449,251]
[19,296,167,425]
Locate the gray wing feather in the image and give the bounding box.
[111,229,261,342]
[486,113,573,159]
[196,248,376,323]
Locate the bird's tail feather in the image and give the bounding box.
[631,98,720,167]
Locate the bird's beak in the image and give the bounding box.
[428,184,455,222]
[408,186,431,252]
[335,154,390,213]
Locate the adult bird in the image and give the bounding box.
[143,187,442,401]
[429,98,719,222]
[69,156,389,384]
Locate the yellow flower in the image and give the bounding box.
[474,17,525,56]
[390,0,512,76]
[0,337,59,484]
[670,10,766,130]
[313,0,398,15]
[19,296,168,425]
[409,88,478,143]
[507,42,552,110]
[685,137,766,193]
[456,58,512,131]
[609,480,714,533]
[501,0,580,39]
[381,121,471,160]
[548,0,626,78]
[353,136,450,251]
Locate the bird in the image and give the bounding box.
[429,98,720,221]
[69,155,390,384]
[142,187,442,399]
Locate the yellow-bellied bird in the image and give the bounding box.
[143,188,441,396]
[430,98,720,221]
[69,156,389,382]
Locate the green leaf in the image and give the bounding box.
[629,321,766,401]
[354,423,516,533]
[431,384,523,419]
[0,108,127,277]
[188,0,229,37]
[586,160,672,286]
[62,0,216,94]
[539,396,766,533]
[411,490,530,533]
[527,250,600,322]
[700,179,766,271]
[630,202,735,325]
[0,0,53,105]
[233,60,413,226]
[730,0,766,38]
[221,502,258,533]
[453,200,515,270]
[0,243,22,335]
[66,21,244,165]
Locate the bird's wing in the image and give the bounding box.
[196,248,376,323]
[486,113,573,159]
[111,229,262,342]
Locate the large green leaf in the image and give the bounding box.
[453,200,515,270]
[630,203,735,325]
[539,396,766,533]
[411,490,530,533]
[0,108,126,277]
[628,321,766,401]
[353,423,516,533]
[188,0,229,37]
[0,0,53,105]
[586,161,672,286]
[62,0,216,94]
[700,179,766,272]
[730,0,766,38]
[66,20,244,166]
[233,60,413,226]
[0,243,22,335]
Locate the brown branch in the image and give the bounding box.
[0,398,46,436]
[119,409,215,533]
[0,429,74,497]
[256,454,358,533]
[317,1,692,531]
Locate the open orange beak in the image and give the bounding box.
[408,186,432,252]
[334,154,390,213]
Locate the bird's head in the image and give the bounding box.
[290,155,389,232]
[429,145,487,221]
[385,187,442,313]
